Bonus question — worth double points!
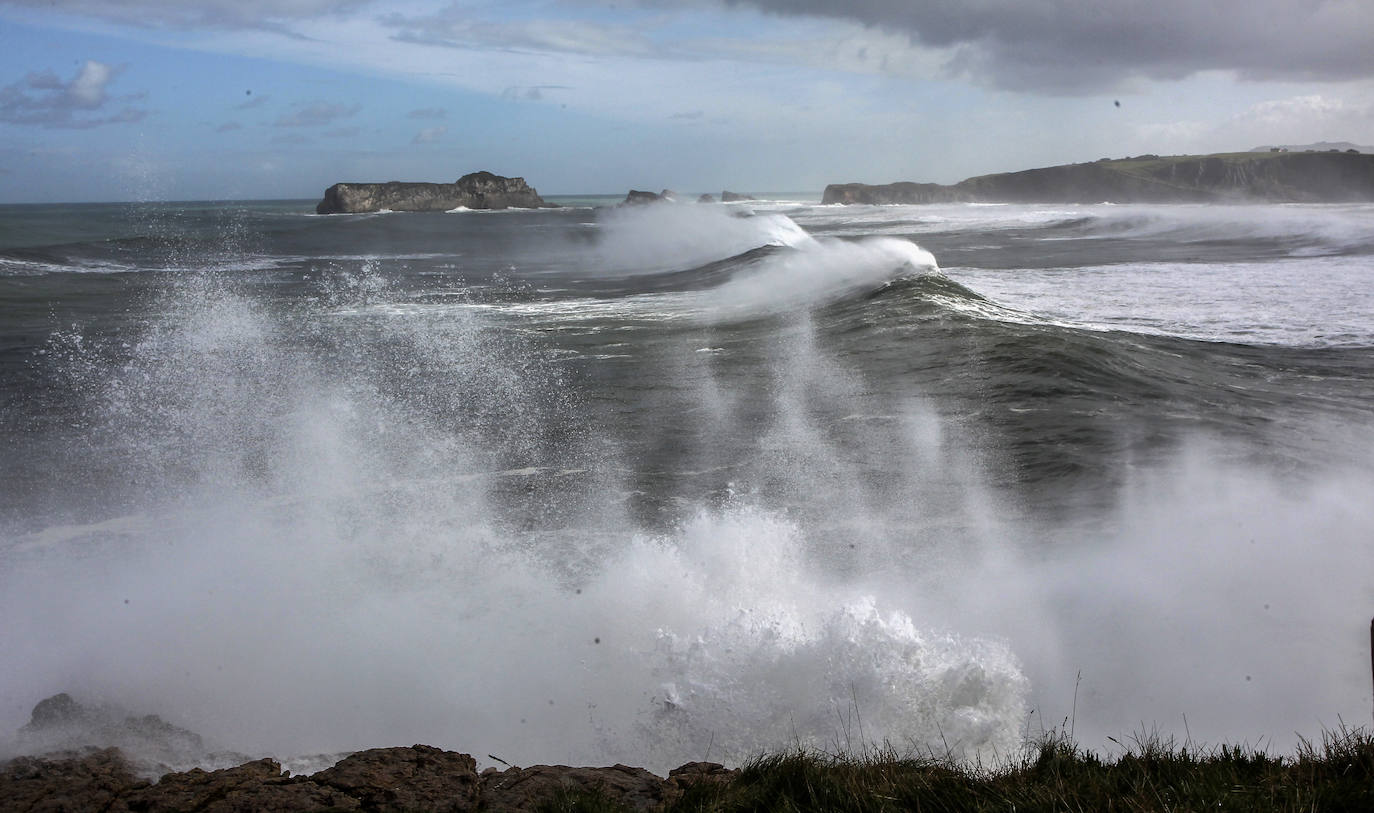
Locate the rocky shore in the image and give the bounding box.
[6,695,1372,811]
[316,171,554,214]
[823,151,1374,204]
[2,746,735,812]
[0,695,731,812]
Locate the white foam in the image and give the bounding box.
[702,236,937,316]
[590,203,814,274]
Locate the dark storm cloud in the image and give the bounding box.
[725,0,1374,92]
[0,60,148,128]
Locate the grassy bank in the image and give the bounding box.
[554,727,1374,812]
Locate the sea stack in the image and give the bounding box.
[316,171,554,214]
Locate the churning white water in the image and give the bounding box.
[2,201,1373,774]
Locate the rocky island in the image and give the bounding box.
[316,171,553,214]
[823,151,1374,204]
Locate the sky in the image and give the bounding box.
[0,0,1372,202]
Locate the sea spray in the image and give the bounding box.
[0,254,1032,771]
[588,201,814,275]
[3,199,1373,775]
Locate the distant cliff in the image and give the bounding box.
[316,171,553,214]
[823,152,1374,205]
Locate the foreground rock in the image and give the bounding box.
[483,763,674,811]
[823,151,1374,204]
[316,171,554,214]
[1,747,736,812]
[3,692,736,812]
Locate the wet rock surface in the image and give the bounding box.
[482,763,677,812]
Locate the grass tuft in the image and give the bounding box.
[651,725,1374,812]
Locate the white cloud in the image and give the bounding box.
[275,101,362,127]
[67,60,113,107]
[0,59,147,128]
[384,11,657,58]
[1133,92,1374,155]
[1,0,374,31]
[1217,93,1374,146]
[412,125,447,144]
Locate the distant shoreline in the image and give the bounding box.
[823,150,1374,205]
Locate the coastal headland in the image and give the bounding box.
[823,151,1374,204]
[315,171,554,214]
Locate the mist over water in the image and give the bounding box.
[1,200,1372,773]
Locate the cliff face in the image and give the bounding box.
[823,152,1374,205]
[316,171,553,214]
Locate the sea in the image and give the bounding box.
[1,195,1372,772]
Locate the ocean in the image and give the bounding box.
[1,196,1372,772]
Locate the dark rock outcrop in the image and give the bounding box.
[316,171,553,214]
[16,693,214,776]
[313,745,480,812]
[697,193,717,203]
[620,189,685,205]
[621,189,663,205]
[667,761,734,792]
[824,181,968,205]
[124,758,359,812]
[482,763,676,812]
[0,748,147,812]
[823,151,1374,205]
[720,191,754,202]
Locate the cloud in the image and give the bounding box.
[724,0,1374,93]
[236,93,270,110]
[274,101,361,127]
[1133,93,1374,155]
[500,85,571,101]
[270,132,312,145]
[1216,94,1374,145]
[325,126,361,138]
[670,110,704,120]
[384,11,655,58]
[215,121,243,132]
[1,0,372,32]
[412,125,448,144]
[0,60,148,128]
[407,107,447,120]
